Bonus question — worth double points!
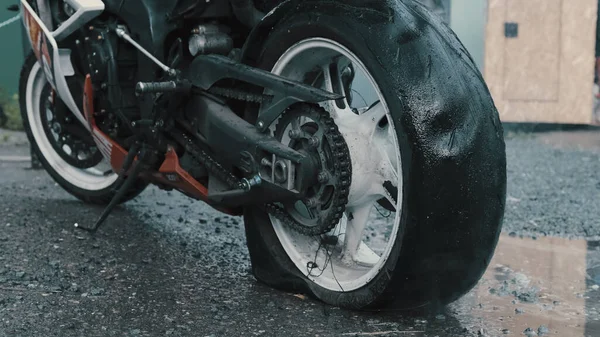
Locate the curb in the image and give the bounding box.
[0,155,31,163]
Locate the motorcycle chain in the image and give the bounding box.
[174,104,351,236]
[207,86,272,104]
[170,131,241,189]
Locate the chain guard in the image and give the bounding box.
[176,93,351,236]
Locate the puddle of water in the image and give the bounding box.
[588,241,600,285]
[585,241,600,337]
[454,235,599,336]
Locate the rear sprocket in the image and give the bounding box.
[269,103,352,236]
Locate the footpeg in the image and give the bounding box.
[135,80,191,96]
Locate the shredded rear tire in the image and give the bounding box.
[242,0,506,311]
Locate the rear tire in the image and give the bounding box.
[243,0,506,310]
[19,53,147,205]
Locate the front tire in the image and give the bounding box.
[243,0,506,310]
[19,53,147,205]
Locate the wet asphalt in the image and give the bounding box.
[0,128,599,337]
[503,131,600,240]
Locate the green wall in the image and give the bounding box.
[0,11,25,95]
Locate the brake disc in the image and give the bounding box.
[39,84,103,169]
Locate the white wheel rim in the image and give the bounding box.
[267,38,403,292]
[26,62,118,191]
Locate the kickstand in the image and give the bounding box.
[75,146,146,233]
[113,142,140,191]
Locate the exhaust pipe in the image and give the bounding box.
[230,0,264,28]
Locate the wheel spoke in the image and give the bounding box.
[313,126,325,142]
[321,62,335,92]
[376,135,400,205]
[373,129,399,182]
[320,58,355,119]
[291,118,300,132]
[374,183,397,212]
[341,204,379,266]
[266,37,405,293]
[359,101,388,133]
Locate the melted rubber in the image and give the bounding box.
[243,0,507,310]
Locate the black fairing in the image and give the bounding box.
[101,0,177,69]
[98,0,176,122]
[99,0,233,121]
[100,0,232,77]
[253,0,285,12]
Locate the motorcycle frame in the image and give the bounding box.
[20,0,339,210]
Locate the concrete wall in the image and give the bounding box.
[418,0,487,71]
[484,0,597,124]
[449,0,488,71]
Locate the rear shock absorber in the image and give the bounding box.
[188,24,233,56]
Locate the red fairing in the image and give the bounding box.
[83,75,128,172]
[83,75,237,215]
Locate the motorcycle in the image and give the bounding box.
[15,0,506,310]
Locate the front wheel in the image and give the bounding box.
[243,0,506,310]
[19,53,147,205]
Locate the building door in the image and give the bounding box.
[484,0,597,124]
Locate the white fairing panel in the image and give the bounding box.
[20,0,104,130]
[53,0,104,41]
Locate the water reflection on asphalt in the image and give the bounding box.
[125,185,600,337]
[453,235,600,337]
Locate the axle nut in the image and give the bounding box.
[308,136,320,148]
[289,130,302,139]
[305,198,319,208]
[261,158,272,166]
[317,171,329,184]
[274,160,288,184]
